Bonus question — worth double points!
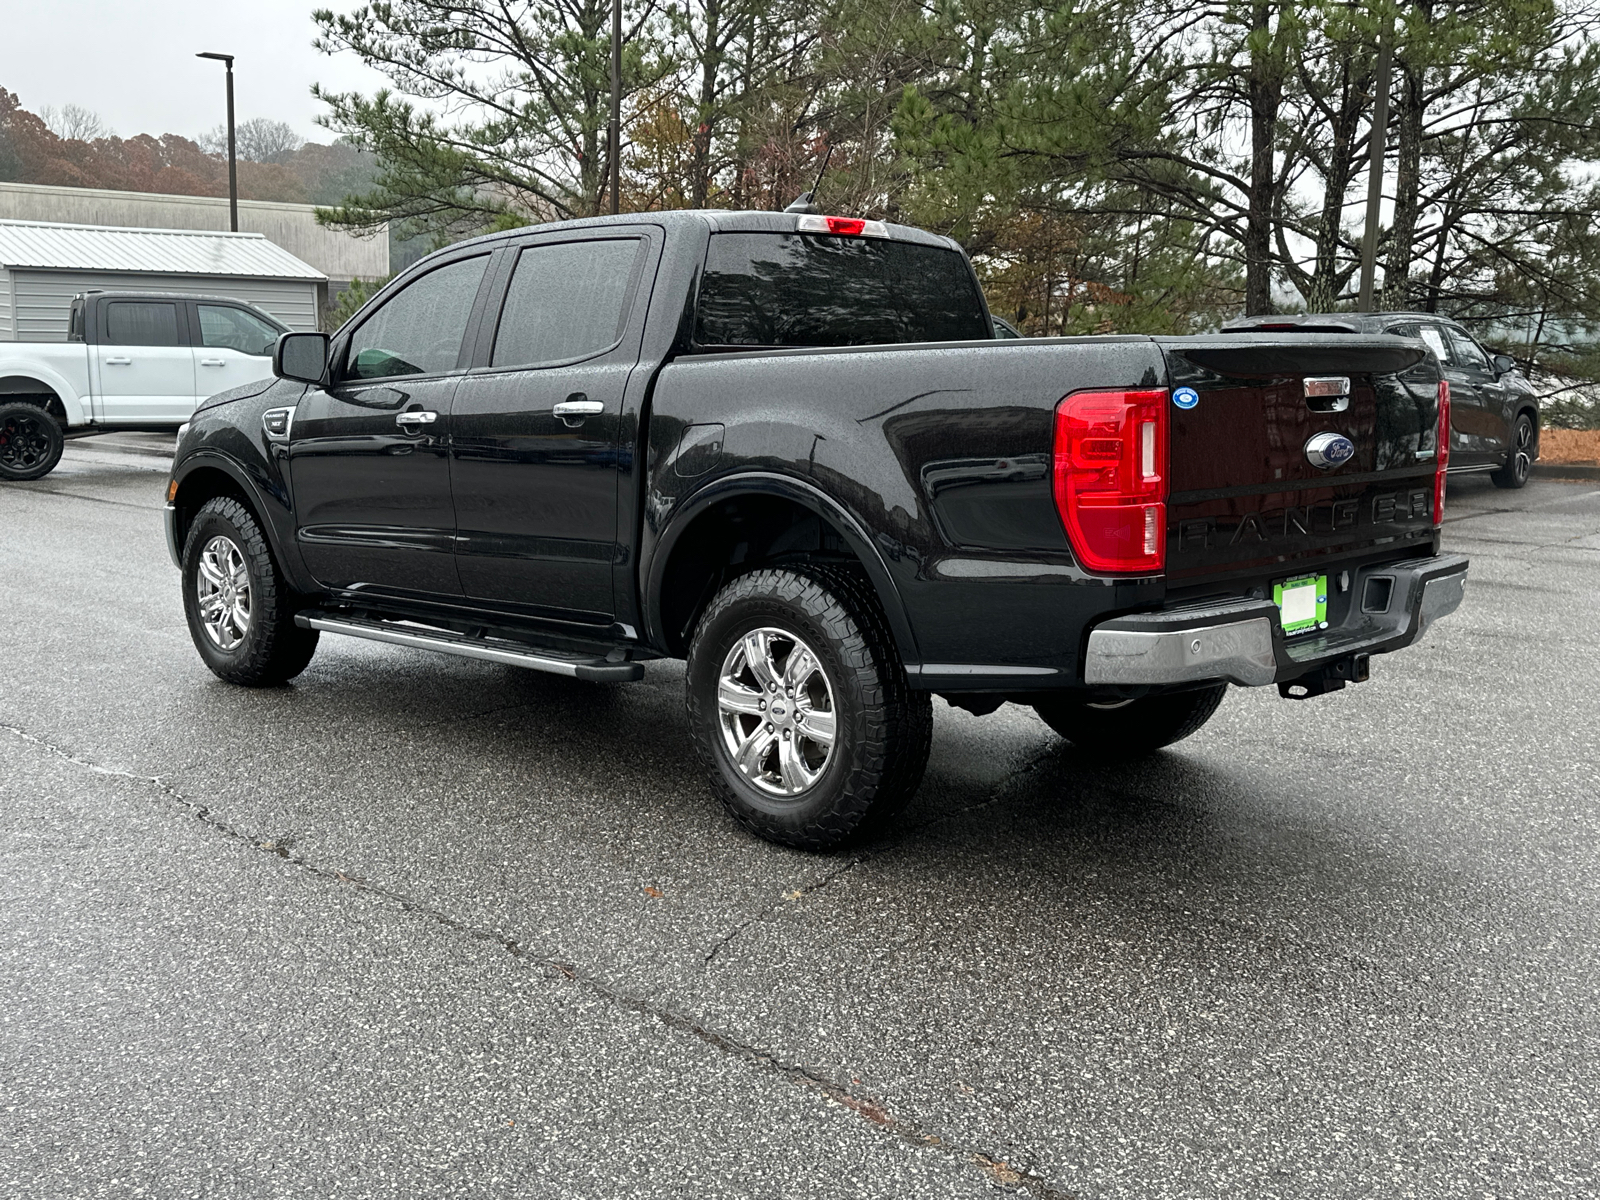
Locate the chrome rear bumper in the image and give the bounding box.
[1084,553,1469,687]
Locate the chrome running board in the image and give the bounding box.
[296,613,644,682]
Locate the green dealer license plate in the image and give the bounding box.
[1273,574,1328,635]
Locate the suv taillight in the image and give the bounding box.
[1434,380,1451,525]
[1051,389,1168,573]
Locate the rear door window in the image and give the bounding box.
[343,254,490,381]
[491,239,643,368]
[694,233,990,348]
[1410,322,1450,364]
[105,301,183,346]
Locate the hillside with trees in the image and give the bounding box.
[0,88,377,208]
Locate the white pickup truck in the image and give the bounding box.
[0,290,287,480]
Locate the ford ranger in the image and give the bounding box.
[162,210,1469,848]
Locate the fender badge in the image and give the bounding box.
[1305,431,1356,469]
[1172,386,1199,410]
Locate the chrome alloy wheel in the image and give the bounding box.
[195,535,252,650]
[1511,417,1533,483]
[717,627,838,797]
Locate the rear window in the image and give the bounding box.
[693,232,990,349]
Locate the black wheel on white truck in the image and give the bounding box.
[0,400,64,481]
[685,565,933,850]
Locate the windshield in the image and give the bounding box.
[693,232,990,349]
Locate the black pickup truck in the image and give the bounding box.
[164,210,1469,848]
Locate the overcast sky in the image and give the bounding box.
[2,1,392,144]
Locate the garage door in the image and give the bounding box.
[12,271,321,341]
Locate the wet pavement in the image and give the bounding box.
[2,442,1597,1198]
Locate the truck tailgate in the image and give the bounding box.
[1157,335,1444,588]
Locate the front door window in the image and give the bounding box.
[344,256,489,381]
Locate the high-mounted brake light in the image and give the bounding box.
[1051,389,1168,573]
[1434,380,1451,526]
[795,214,889,238]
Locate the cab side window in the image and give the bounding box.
[491,239,643,369]
[343,255,490,381]
[105,301,183,347]
[198,305,281,357]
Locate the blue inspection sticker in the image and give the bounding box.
[1172,387,1200,410]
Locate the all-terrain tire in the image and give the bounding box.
[182,496,319,686]
[1032,684,1227,758]
[1490,412,1535,489]
[686,565,932,850]
[0,401,64,481]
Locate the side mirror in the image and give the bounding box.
[273,332,330,384]
[1491,353,1517,375]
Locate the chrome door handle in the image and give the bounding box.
[395,410,438,429]
[105,356,131,365]
[552,399,603,420]
[200,358,226,367]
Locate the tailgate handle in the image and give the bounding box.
[1304,375,1350,413]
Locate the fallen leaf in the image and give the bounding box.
[974,1155,1024,1186]
[784,889,804,901]
[643,885,664,899]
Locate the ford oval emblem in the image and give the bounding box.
[1305,432,1356,469]
[1172,387,1199,410]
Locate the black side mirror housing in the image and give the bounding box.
[1491,353,1518,375]
[274,332,330,384]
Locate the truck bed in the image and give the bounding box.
[643,332,1446,687]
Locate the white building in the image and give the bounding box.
[0,181,389,297]
[0,218,327,340]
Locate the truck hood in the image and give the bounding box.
[193,376,280,415]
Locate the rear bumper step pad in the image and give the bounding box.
[295,612,644,682]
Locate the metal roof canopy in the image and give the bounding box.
[0,218,326,282]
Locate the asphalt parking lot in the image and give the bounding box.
[3,437,1597,1199]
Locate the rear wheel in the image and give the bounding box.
[686,565,931,850]
[1032,684,1227,759]
[182,496,319,686]
[1490,413,1534,489]
[0,401,64,481]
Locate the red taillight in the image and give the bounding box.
[1052,389,1168,573]
[824,216,866,236]
[1434,380,1451,525]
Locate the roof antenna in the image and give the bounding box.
[784,143,834,214]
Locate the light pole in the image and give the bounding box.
[196,52,238,232]
[608,0,621,215]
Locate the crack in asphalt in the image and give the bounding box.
[701,743,1061,968]
[1,720,1077,1200]
[703,852,871,965]
[7,485,165,511]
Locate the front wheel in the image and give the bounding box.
[0,402,64,481]
[1490,413,1534,489]
[182,496,319,686]
[686,566,932,850]
[1032,684,1227,759]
